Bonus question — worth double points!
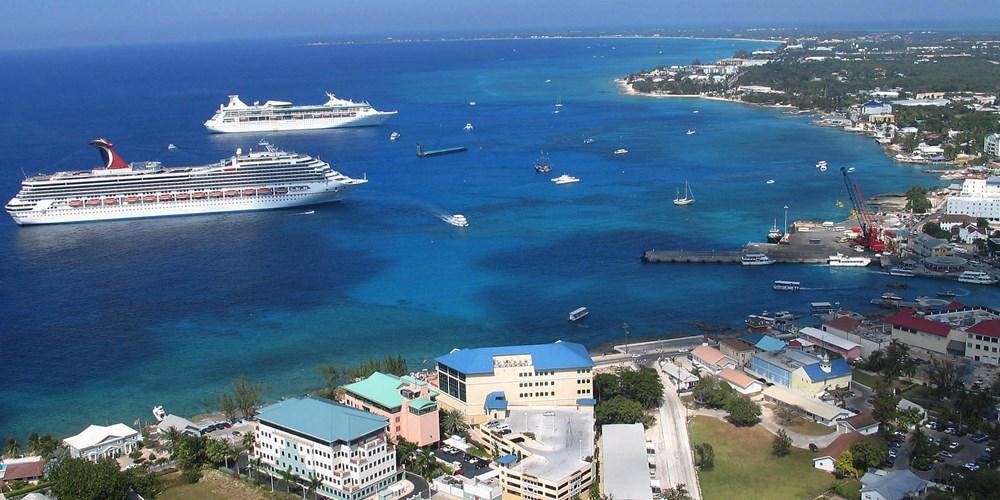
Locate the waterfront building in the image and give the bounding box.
[659,359,698,392]
[813,432,861,472]
[910,234,951,257]
[748,350,852,397]
[253,397,402,500]
[432,470,503,500]
[965,319,1000,365]
[341,372,440,447]
[717,368,763,395]
[822,315,891,359]
[986,133,1000,158]
[473,406,595,500]
[945,177,1000,223]
[156,414,201,437]
[860,470,929,500]
[689,345,737,374]
[886,306,1000,363]
[884,308,958,355]
[740,333,788,353]
[0,456,46,492]
[63,423,139,461]
[719,338,755,367]
[763,385,853,426]
[433,341,594,423]
[937,214,978,231]
[600,424,654,500]
[861,101,894,124]
[799,326,863,361]
[957,224,989,244]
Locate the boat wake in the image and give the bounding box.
[292,210,315,215]
[799,285,865,291]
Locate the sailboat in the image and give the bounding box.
[673,181,695,206]
[534,151,553,173]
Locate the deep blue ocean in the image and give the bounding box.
[1,37,997,439]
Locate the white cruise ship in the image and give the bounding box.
[204,93,396,133]
[958,271,998,285]
[5,139,367,226]
[828,253,871,267]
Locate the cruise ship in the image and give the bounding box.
[203,93,396,133]
[5,139,367,225]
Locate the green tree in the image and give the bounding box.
[241,431,256,453]
[955,469,1000,499]
[597,395,651,426]
[440,409,469,437]
[50,457,158,500]
[834,450,859,479]
[922,222,951,240]
[871,378,900,429]
[724,395,761,426]
[280,465,298,494]
[692,377,734,408]
[588,482,601,500]
[411,447,436,477]
[232,376,265,420]
[978,218,990,232]
[619,368,664,409]
[174,434,207,470]
[850,437,888,470]
[212,392,240,422]
[693,442,714,470]
[307,472,323,500]
[594,372,621,401]
[395,438,418,467]
[927,356,961,396]
[205,438,231,466]
[659,484,693,500]
[4,437,20,458]
[164,427,182,454]
[772,428,792,456]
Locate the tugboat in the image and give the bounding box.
[767,220,783,243]
[534,152,553,173]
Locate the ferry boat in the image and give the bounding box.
[551,174,581,185]
[568,307,589,322]
[5,139,367,225]
[673,181,695,206]
[828,253,871,267]
[767,220,782,243]
[534,152,553,173]
[204,93,396,133]
[881,292,904,301]
[958,271,998,285]
[889,267,916,277]
[810,301,838,314]
[742,253,776,266]
[441,214,469,227]
[772,280,801,291]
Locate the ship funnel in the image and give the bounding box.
[90,138,128,169]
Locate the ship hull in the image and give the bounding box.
[8,184,359,226]
[204,111,396,134]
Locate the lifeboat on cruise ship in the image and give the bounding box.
[125,196,140,204]
[275,187,289,194]
[192,192,206,199]
[257,188,272,195]
[86,199,101,206]
[159,194,174,202]
[68,199,83,207]
[176,193,191,200]
[103,197,119,205]
[143,195,157,203]
[242,188,256,196]
[209,191,223,198]
[224,190,238,197]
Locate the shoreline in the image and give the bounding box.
[302,34,785,48]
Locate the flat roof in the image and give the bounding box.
[601,424,654,500]
[257,397,387,444]
[763,385,853,421]
[342,372,407,410]
[505,406,595,483]
[436,341,594,375]
[800,327,862,351]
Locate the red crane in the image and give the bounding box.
[841,167,885,252]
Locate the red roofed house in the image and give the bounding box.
[0,456,46,493]
[822,316,861,337]
[814,432,862,472]
[966,320,1000,365]
[690,345,737,374]
[884,308,962,356]
[717,368,763,395]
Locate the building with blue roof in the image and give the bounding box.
[748,349,852,398]
[254,397,403,500]
[434,341,595,421]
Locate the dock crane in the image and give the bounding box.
[841,167,885,252]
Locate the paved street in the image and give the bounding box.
[654,372,701,499]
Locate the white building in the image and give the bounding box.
[860,470,929,500]
[946,177,1000,223]
[63,423,139,461]
[600,424,654,500]
[985,132,1000,158]
[432,469,503,500]
[253,397,402,500]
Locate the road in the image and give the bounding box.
[654,370,701,499]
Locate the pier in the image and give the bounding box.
[643,223,857,265]
[642,249,829,264]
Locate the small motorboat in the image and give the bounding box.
[766,179,775,185]
[469,101,477,106]
[544,79,552,83]
[551,174,581,184]
[937,290,958,297]
[583,138,595,144]
[847,167,856,172]
[442,214,469,227]
[152,405,167,422]
[390,131,400,141]
[692,110,700,113]
[686,129,696,135]
[167,143,177,150]
[534,151,553,173]
[568,307,589,322]
[464,123,474,131]
[613,148,628,155]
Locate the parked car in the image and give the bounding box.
[890,441,902,450]
[925,421,939,430]
[936,451,954,459]
[964,462,981,471]
[971,433,989,443]
[945,427,957,434]
[948,441,961,451]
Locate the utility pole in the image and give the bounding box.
[623,323,630,355]
[783,205,789,235]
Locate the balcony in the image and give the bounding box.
[333,469,350,478]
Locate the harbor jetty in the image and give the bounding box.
[416,143,467,157]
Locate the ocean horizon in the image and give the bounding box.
[1,36,997,440]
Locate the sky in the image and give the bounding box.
[2,0,1000,50]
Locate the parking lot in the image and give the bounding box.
[889,421,993,479]
[433,446,493,478]
[201,419,255,446]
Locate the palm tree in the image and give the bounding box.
[164,427,182,455]
[4,438,21,458]
[307,473,322,500]
[280,466,296,494]
[251,457,263,485]
[412,448,436,477]
[26,433,41,455]
[440,409,468,437]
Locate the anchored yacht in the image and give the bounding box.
[204,93,396,133]
[5,139,366,225]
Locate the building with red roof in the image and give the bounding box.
[884,308,960,355]
[813,432,862,472]
[966,319,1000,365]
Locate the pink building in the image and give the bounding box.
[341,372,440,447]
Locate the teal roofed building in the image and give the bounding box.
[342,372,440,447]
[253,396,403,500]
[433,341,595,423]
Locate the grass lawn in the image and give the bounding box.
[690,416,850,500]
[159,470,295,500]
[852,370,882,388]
[783,419,838,437]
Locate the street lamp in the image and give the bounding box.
[783,205,789,236]
[623,323,630,354]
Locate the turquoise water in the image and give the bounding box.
[1,37,996,439]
